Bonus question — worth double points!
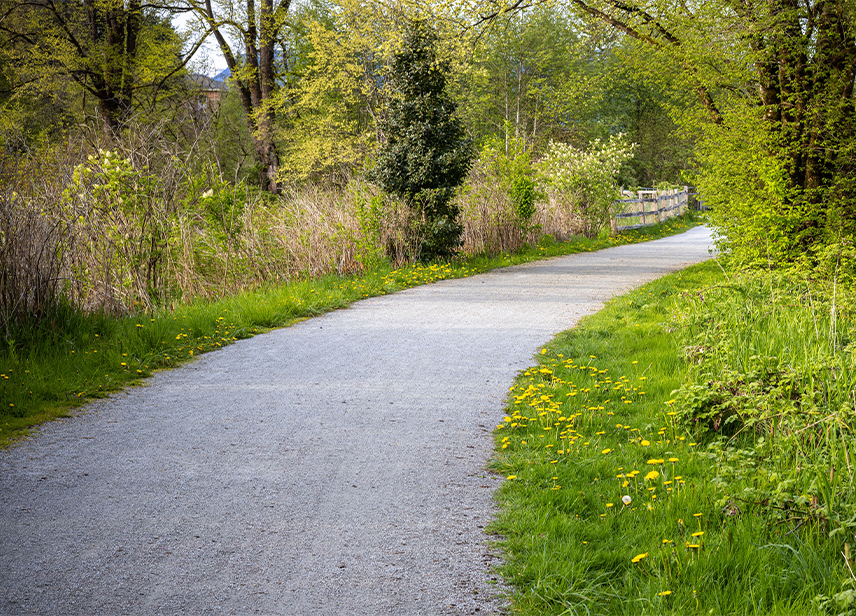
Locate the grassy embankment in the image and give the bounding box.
[0,214,699,448]
[492,257,855,615]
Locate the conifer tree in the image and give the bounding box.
[369,20,474,260]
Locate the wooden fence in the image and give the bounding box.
[611,187,692,232]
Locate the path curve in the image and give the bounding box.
[0,226,714,616]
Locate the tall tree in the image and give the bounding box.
[523,0,856,261]
[0,0,188,136]
[271,0,473,184]
[182,0,292,192]
[271,0,389,183]
[455,7,693,187]
[457,8,592,148]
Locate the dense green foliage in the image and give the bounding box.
[0,0,187,137]
[537,134,637,237]
[567,0,856,264]
[3,0,850,267]
[368,20,475,259]
[493,258,856,614]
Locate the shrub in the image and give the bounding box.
[459,132,541,254]
[368,19,474,260]
[537,134,637,238]
[510,176,537,222]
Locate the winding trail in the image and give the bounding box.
[1,226,714,616]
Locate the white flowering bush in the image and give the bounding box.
[537,134,637,237]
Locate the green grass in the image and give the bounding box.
[490,259,855,615]
[0,213,700,448]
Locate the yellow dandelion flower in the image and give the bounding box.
[645,470,660,481]
[631,553,648,563]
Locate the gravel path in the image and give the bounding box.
[0,226,714,616]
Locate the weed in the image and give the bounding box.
[492,260,853,615]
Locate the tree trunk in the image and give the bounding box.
[77,0,141,135]
[200,0,288,194]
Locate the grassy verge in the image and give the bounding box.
[491,258,855,615]
[0,213,700,448]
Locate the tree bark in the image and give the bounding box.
[198,0,288,194]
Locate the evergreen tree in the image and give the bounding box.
[369,20,474,260]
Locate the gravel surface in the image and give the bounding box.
[0,226,714,616]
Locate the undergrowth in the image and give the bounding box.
[492,255,856,615]
[0,213,699,447]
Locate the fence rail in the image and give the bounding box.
[611,187,693,232]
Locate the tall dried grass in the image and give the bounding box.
[458,165,589,253]
[0,146,78,338]
[162,178,417,302]
[459,166,536,254]
[2,130,588,334]
[536,192,596,241]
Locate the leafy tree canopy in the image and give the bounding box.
[540,0,856,264]
[0,0,188,137]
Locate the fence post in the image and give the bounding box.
[638,190,646,225]
[664,190,670,221]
